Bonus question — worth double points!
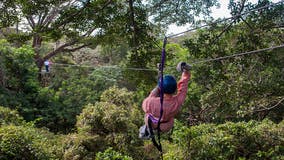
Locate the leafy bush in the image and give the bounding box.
[39,67,119,133]
[0,39,38,93]
[74,86,144,159]
[0,106,25,126]
[0,40,41,122]
[170,119,284,160]
[76,86,142,135]
[95,147,133,160]
[63,133,105,160]
[0,125,62,160]
[76,102,129,134]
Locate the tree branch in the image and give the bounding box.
[175,0,181,16]
[37,13,43,26]
[254,97,284,112]
[209,0,247,46]
[152,0,170,9]
[39,10,49,27]
[42,6,61,28]
[0,29,7,37]
[62,43,91,52]
[240,16,254,30]
[209,19,235,45]
[43,40,78,61]
[82,28,96,37]
[54,0,96,28]
[100,0,113,11]
[26,16,36,29]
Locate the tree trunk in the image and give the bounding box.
[128,0,137,48]
[0,63,5,87]
[32,34,44,81]
[0,52,2,85]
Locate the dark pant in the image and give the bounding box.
[45,65,49,72]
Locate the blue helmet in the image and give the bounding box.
[159,75,177,94]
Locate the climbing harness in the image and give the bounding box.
[147,36,167,160]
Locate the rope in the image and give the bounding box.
[157,37,167,159]
[52,63,158,71]
[166,1,284,38]
[148,37,167,160]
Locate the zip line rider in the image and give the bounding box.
[139,62,191,139]
[44,60,51,72]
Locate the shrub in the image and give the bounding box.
[95,147,133,160]
[76,102,131,134]
[63,133,106,160]
[0,125,62,160]
[171,119,284,160]
[75,86,144,159]
[0,106,25,126]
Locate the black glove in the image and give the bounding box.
[176,62,192,72]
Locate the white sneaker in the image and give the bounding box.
[139,125,152,140]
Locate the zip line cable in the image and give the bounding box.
[39,44,284,85]
[52,63,158,71]
[49,44,284,71]
[89,74,117,82]
[166,1,284,38]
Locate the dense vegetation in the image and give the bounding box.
[0,0,283,159]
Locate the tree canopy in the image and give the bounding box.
[0,0,158,72]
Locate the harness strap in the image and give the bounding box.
[148,114,159,124]
[148,118,162,152]
[158,36,167,131]
[146,37,167,160]
[148,114,169,124]
[153,36,167,160]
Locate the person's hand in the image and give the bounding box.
[151,86,160,96]
[176,62,192,72]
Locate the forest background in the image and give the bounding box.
[0,0,283,159]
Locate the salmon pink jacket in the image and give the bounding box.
[142,71,191,132]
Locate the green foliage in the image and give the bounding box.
[32,87,63,132]
[180,1,284,123]
[0,39,38,92]
[76,102,130,134]
[45,67,119,132]
[0,0,158,75]
[0,125,63,160]
[0,39,129,133]
[0,1,18,28]
[74,86,144,159]
[95,147,133,160]
[170,119,284,160]
[76,86,142,135]
[123,39,190,92]
[146,0,219,26]
[5,32,31,46]
[63,133,105,160]
[99,44,130,65]
[100,86,136,107]
[0,39,41,121]
[0,106,25,126]
[123,49,160,90]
